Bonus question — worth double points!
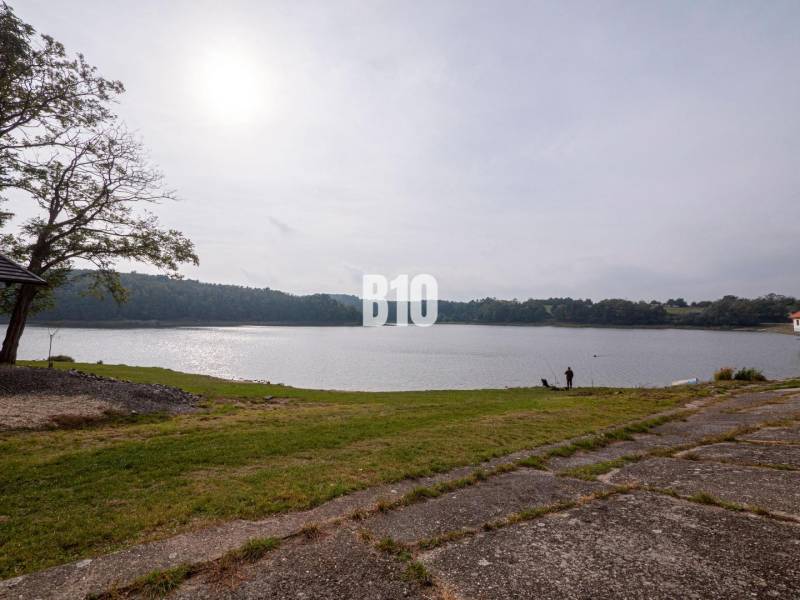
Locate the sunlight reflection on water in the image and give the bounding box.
[19,324,800,391]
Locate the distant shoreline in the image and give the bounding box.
[13,319,796,334]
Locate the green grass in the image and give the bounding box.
[89,536,281,599]
[518,455,548,469]
[210,536,280,582]
[1,362,711,578]
[558,456,639,480]
[416,528,473,550]
[223,536,280,563]
[376,537,412,562]
[404,560,433,586]
[542,414,679,460]
[119,564,197,600]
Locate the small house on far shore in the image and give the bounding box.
[792,311,800,334]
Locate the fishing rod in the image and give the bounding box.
[543,356,560,386]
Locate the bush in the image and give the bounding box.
[733,367,766,382]
[714,367,734,381]
[49,355,74,362]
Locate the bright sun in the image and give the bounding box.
[194,48,266,123]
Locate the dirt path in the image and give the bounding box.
[2,387,799,599]
[0,393,118,429]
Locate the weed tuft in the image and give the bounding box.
[558,456,637,480]
[416,529,473,550]
[403,486,441,504]
[233,537,280,562]
[404,560,433,586]
[376,537,412,561]
[488,462,517,475]
[128,564,195,599]
[300,524,321,539]
[209,537,280,583]
[350,508,368,521]
[357,529,373,543]
[518,455,547,470]
[688,492,743,512]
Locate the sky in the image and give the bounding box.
[9,0,800,301]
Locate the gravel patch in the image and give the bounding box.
[0,366,198,429]
[0,393,118,429]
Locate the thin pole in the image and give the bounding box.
[47,328,58,369]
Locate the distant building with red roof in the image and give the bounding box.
[791,310,800,334]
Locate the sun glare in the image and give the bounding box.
[194,48,266,123]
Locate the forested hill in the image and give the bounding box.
[18,271,800,328]
[299,293,799,328]
[28,272,361,324]
[434,295,799,328]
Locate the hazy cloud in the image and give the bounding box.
[268,216,295,235]
[10,0,800,300]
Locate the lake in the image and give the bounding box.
[17,324,800,391]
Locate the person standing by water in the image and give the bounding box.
[565,367,574,389]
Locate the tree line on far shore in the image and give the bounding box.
[21,271,799,328]
[436,294,798,327]
[27,271,359,324]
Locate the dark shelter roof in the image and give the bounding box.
[0,254,46,285]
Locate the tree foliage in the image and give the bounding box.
[25,273,799,328]
[0,2,122,193]
[0,125,197,308]
[0,4,197,361]
[31,271,359,324]
[435,294,796,327]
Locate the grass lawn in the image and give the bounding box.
[1,362,716,578]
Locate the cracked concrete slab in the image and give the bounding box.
[735,397,800,419]
[547,392,800,472]
[715,391,798,412]
[172,528,434,600]
[740,425,800,445]
[651,411,766,439]
[421,491,800,599]
[608,457,800,516]
[364,469,606,544]
[547,433,691,471]
[681,442,800,469]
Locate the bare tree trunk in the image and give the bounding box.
[0,284,38,364]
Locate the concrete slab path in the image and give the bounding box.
[2,387,799,599]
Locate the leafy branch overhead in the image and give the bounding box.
[6,126,197,293]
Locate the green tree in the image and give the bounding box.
[0,6,196,362]
[1,3,122,197]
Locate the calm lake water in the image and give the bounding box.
[17,324,800,391]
